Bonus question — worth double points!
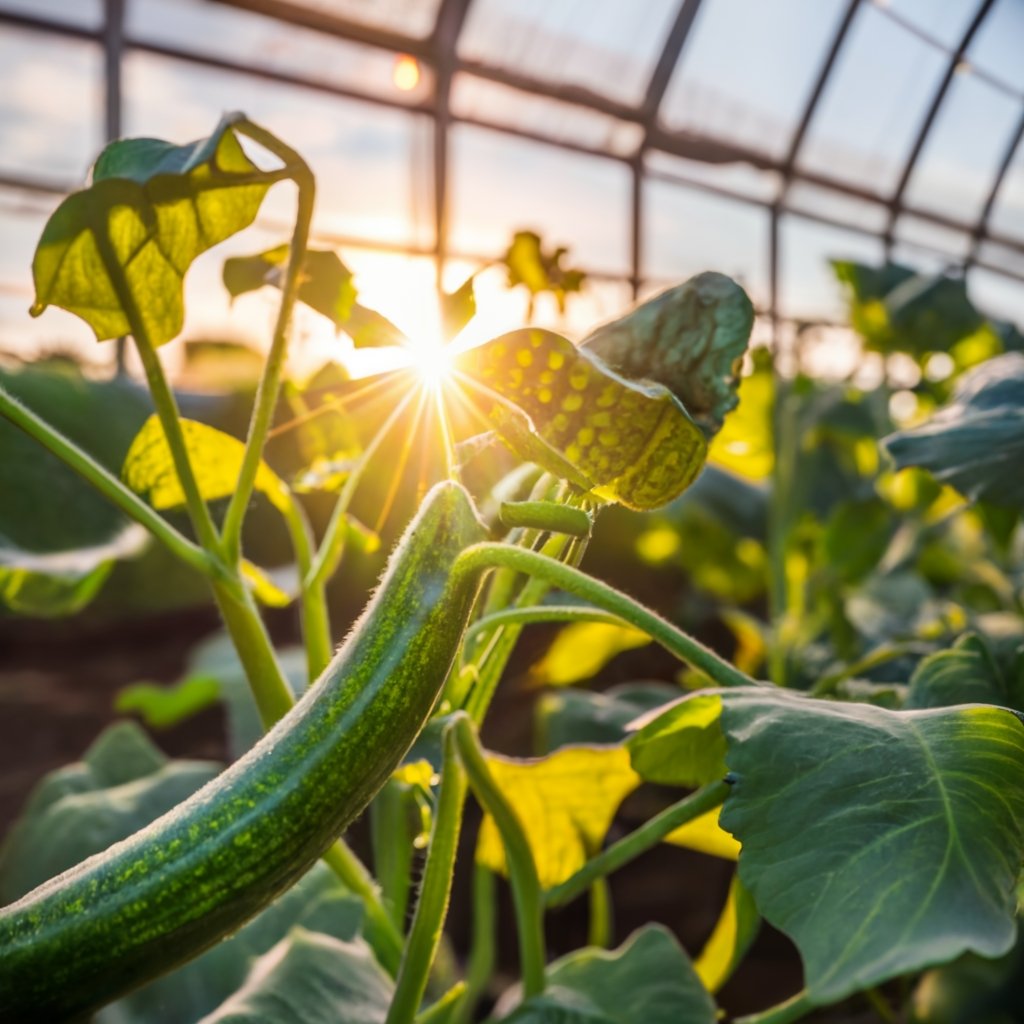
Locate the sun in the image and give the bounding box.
[404,334,456,391]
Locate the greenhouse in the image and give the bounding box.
[1,2,1023,1022]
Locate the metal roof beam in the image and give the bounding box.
[967,105,1024,265]
[639,0,705,131]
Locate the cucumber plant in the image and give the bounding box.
[1,114,1023,1024]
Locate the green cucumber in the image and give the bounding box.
[0,482,488,1022]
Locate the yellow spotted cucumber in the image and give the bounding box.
[0,481,488,1022]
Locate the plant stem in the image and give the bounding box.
[0,384,214,579]
[371,780,416,931]
[587,877,612,948]
[735,991,814,1024]
[545,782,730,908]
[307,386,418,590]
[458,864,497,1024]
[464,605,627,647]
[456,545,759,691]
[280,492,332,680]
[452,715,546,999]
[415,982,467,1024]
[222,148,314,563]
[386,725,468,1024]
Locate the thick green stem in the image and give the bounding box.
[546,782,730,908]
[735,990,814,1024]
[415,982,467,1024]
[456,545,758,691]
[0,384,214,579]
[386,726,468,1024]
[457,864,497,1024]
[280,492,332,680]
[464,605,627,648]
[453,715,546,999]
[371,781,416,931]
[587,878,612,948]
[222,146,315,562]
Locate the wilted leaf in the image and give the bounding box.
[582,273,754,438]
[195,928,391,1024]
[477,745,640,889]
[694,875,759,993]
[455,329,707,510]
[0,523,149,617]
[706,354,774,479]
[627,692,727,788]
[884,352,1024,508]
[716,688,1024,1005]
[536,682,679,752]
[441,272,477,339]
[123,414,290,513]
[498,925,716,1024]
[0,722,221,901]
[32,113,277,346]
[533,622,651,687]
[224,246,406,349]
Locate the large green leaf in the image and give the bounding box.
[0,522,149,617]
[906,633,1015,710]
[0,722,221,901]
[197,929,391,1024]
[496,925,716,1023]
[102,869,363,1024]
[455,328,707,510]
[224,246,406,349]
[581,272,754,438]
[883,352,1024,508]
[31,113,279,346]
[716,688,1024,1005]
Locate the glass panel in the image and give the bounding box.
[449,124,632,276]
[780,216,885,321]
[458,0,679,107]
[127,0,433,106]
[968,266,1024,323]
[988,139,1024,241]
[645,150,781,203]
[0,27,102,184]
[659,0,847,160]
[643,180,769,308]
[976,239,1024,280]
[966,0,1024,93]
[889,243,959,275]
[893,214,973,260]
[0,0,102,28]
[798,4,947,196]
[883,0,980,48]
[274,0,442,40]
[903,73,1021,223]
[450,74,643,157]
[123,52,434,249]
[785,182,889,234]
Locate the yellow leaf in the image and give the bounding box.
[123,415,289,513]
[534,621,651,686]
[664,806,740,860]
[695,874,760,992]
[476,745,640,889]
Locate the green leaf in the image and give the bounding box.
[197,928,391,1024]
[694,875,760,993]
[32,114,277,346]
[502,230,586,313]
[716,688,1024,1005]
[455,329,707,510]
[626,692,728,788]
[224,246,406,348]
[532,622,652,687]
[101,868,364,1024]
[536,682,680,752]
[0,722,221,901]
[115,673,222,729]
[906,633,1011,710]
[0,522,149,617]
[123,414,290,513]
[884,352,1024,508]
[497,925,716,1023]
[477,745,640,889]
[581,273,754,438]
